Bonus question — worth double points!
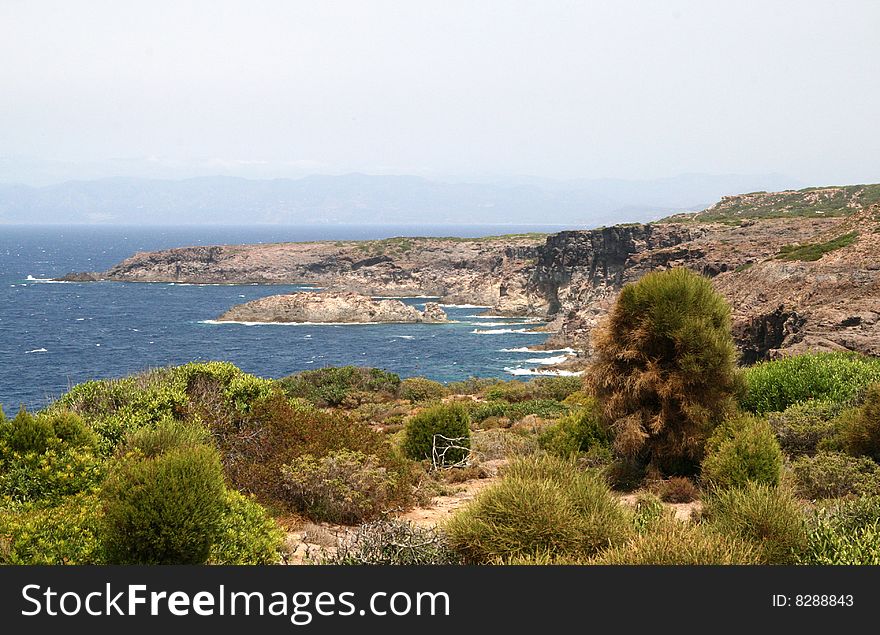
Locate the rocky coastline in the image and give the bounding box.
[59,186,880,364]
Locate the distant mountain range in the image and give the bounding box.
[0,172,803,226]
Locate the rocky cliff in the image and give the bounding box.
[218,292,448,324]
[68,185,880,364]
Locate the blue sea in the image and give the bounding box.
[0,225,578,414]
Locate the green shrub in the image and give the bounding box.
[701,415,783,488]
[281,450,395,524]
[590,268,739,475]
[399,377,446,402]
[768,399,840,456]
[838,383,880,460]
[0,494,103,564]
[216,393,403,509]
[740,352,880,414]
[314,520,461,565]
[445,455,630,562]
[467,399,568,425]
[631,492,669,533]
[100,445,227,565]
[801,497,880,564]
[802,518,880,565]
[403,403,471,466]
[538,405,609,457]
[124,419,210,458]
[776,231,858,261]
[790,451,880,499]
[483,380,532,403]
[471,428,539,461]
[0,408,103,504]
[209,490,283,564]
[592,519,761,564]
[702,483,809,564]
[52,363,275,452]
[279,366,401,407]
[529,376,583,402]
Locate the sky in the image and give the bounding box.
[0,0,878,185]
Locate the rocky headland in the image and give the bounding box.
[217,291,448,324]
[63,184,880,364]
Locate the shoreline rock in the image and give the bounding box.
[217,291,449,324]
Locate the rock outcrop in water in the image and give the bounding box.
[217,291,449,324]
[68,185,880,363]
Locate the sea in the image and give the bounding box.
[0,224,581,415]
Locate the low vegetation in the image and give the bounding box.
[776,231,858,261]
[4,269,880,565]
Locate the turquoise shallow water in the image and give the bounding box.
[0,224,575,414]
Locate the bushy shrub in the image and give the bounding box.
[467,399,568,425]
[530,376,584,402]
[444,377,499,395]
[740,352,880,415]
[701,415,783,489]
[445,455,630,562]
[281,450,395,524]
[801,497,880,564]
[790,451,880,499]
[538,405,608,458]
[838,383,880,460]
[217,393,405,508]
[592,519,761,565]
[802,517,880,565]
[767,399,840,456]
[314,520,461,565]
[209,490,283,564]
[0,408,102,504]
[471,428,538,461]
[590,268,739,475]
[399,377,446,402]
[0,494,103,564]
[100,445,227,565]
[403,403,471,466]
[483,380,532,403]
[280,366,401,407]
[124,419,210,457]
[702,483,809,564]
[656,476,699,503]
[53,363,276,452]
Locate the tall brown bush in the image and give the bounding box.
[590,267,739,476]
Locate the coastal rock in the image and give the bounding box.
[217,291,449,324]
[56,271,100,282]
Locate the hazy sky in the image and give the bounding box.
[1,0,878,184]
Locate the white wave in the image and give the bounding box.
[465,314,531,319]
[439,303,492,308]
[25,275,71,284]
[25,348,48,354]
[504,367,583,377]
[524,354,571,365]
[372,295,440,300]
[468,321,539,327]
[471,328,544,335]
[201,319,383,327]
[500,346,578,354]
[396,335,416,339]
